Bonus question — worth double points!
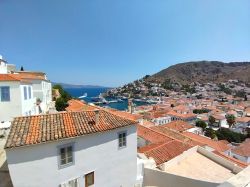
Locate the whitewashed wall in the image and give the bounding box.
[6,125,137,187]
[20,84,36,116]
[0,81,22,121]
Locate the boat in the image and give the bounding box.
[78,93,87,99]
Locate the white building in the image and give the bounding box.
[231,139,250,164]
[0,74,37,122]
[0,56,16,74]
[17,71,52,112]
[5,110,137,187]
[0,57,53,122]
[152,116,171,125]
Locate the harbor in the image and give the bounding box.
[65,87,153,110]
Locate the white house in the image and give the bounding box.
[17,71,52,112]
[0,57,53,122]
[0,74,37,122]
[231,139,250,164]
[5,110,137,187]
[232,117,250,134]
[152,116,171,125]
[0,56,16,74]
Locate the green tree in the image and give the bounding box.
[209,116,216,125]
[205,128,216,139]
[226,114,236,128]
[55,97,69,111]
[53,84,72,111]
[216,128,246,143]
[196,120,207,131]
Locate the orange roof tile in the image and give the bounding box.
[236,117,250,123]
[167,110,196,119]
[231,139,250,157]
[213,150,248,168]
[0,74,20,81]
[144,140,192,165]
[151,126,204,147]
[5,110,136,149]
[182,132,230,152]
[162,120,193,132]
[137,125,173,144]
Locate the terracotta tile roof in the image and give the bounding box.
[212,114,226,120]
[151,126,204,147]
[162,120,193,132]
[137,125,173,144]
[212,150,248,168]
[0,74,32,84]
[0,74,21,81]
[182,132,230,152]
[66,99,97,112]
[199,116,209,122]
[144,140,192,165]
[141,120,155,128]
[227,110,237,115]
[5,110,136,149]
[137,142,164,153]
[173,105,190,112]
[236,117,250,123]
[166,110,196,119]
[108,109,142,121]
[17,71,46,80]
[231,139,250,157]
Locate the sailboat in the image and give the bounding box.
[78,93,87,99]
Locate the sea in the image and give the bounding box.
[65,88,148,111]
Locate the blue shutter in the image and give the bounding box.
[1,86,10,101]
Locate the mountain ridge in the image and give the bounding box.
[148,61,250,85]
[52,82,111,89]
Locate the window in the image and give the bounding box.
[118,132,127,148]
[28,86,32,99]
[85,172,94,187]
[60,178,79,187]
[24,86,27,100]
[59,144,74,167]
[0,86,10,102]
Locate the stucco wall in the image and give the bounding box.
[0,81,22,121]
[231,152,250,164]
[20,84,36,116]
[6,125,137,187]
[31,80,52,112]
[144,168,219,187]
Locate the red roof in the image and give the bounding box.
[167,110,196,119]
[151,126,204,147]
[144,140,192,165]
[66,99,97,112]
[0,74,21,81]
[213,150,248,168]
[182,132,230,152]
[5,110,136,149]
[232,139,250,157]
[162,120,193,132]
[137,125,173,144]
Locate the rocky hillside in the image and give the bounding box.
[149,61,250,85]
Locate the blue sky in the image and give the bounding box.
[0,0,249,87]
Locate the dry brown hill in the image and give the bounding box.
[149,61,250,85]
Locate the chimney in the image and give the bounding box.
[94,110,100,125]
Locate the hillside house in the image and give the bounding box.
[5,110,137,187]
